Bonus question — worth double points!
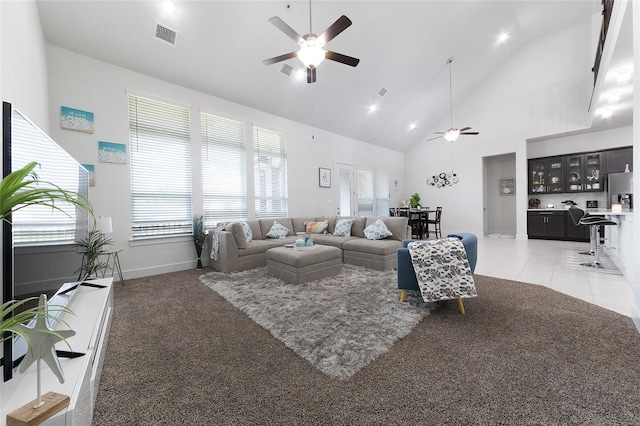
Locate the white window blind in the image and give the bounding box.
[375,171,390,217]
[10,110,89,245]
[253,126,288,218]
[356,169,374,216]
[201,113,247,228]
[128,95,192,238]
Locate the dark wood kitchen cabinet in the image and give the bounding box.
[566,152,604,193]
[527,211,566,239]
[605,146,633,174]
[528,156,565,194]
[565,214,590,242]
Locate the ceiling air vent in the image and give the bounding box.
[154,22,177,46]
[279,63,294,78]
[378,87,388,97]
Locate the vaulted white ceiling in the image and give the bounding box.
[37,0,620,152]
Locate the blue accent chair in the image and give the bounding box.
[396,233,478,314]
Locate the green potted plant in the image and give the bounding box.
[193,215,205,269]
[409,193,421,208]
[75,228,113,278]
[1,161,93,341]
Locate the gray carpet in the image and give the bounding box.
[93,268,640,425]
[199,265,436,380]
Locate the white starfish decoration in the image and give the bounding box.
[15,295,75,407]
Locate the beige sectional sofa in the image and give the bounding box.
[207,216,410,273]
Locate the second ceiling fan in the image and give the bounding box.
[427,57,479,142]
[263,0,360,83]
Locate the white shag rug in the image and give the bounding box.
[199,264,435,380]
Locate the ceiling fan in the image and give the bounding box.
[262,0,360,83]
[427,57,479,142]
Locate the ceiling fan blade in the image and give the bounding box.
[325,51,360,67]
[459,127,472,132]
[318,15,352,44]
[433,132,445,135]
[426,135,443,141]
[307,67,317,83]
[460,132,479,135]
[268,16,304,43]
[263,52,298,66]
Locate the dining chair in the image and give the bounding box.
[426,207,443,239]
[396,207,409,217]
[408,211,424,239]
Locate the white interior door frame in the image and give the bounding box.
[334,162,355,216]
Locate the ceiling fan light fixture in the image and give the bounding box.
[297,39,326,68]
[444,129,460,142]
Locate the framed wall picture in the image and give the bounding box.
[61,106,94,133]
[98,141,127,164]
[319,167,331,188]
[500,178,515,196]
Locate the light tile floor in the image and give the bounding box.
[474,236,636,317]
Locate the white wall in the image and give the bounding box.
[0,0,49,129]
[527,126,632,158]
[405,16,605,239]
[40,45,405,288]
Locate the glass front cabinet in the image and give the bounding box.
[566,152,603,193]
[528,156,564,194]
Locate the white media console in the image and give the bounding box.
[1,277,113,425]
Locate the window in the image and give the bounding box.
[356,169,374,216]
[357,169,389,217]
[201,113,247,228]
[375,171,390,217]
[253,126,288,218]
[128,94,192,238]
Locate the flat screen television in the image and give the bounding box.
[2,101,90,381]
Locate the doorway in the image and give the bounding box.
[334,162,355,216]
[483,153,516,237]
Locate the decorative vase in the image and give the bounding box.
[195,243,203,269]
[295,232,305,247]
[304,233,314,246]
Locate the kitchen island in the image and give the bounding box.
[594,209,635,282]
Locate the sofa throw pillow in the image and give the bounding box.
[305,220,329,234]
[240,221,252,243]
[266,220,290,239]
[229,223,248,249]
[364,219,393,240]
[333,218,355,237]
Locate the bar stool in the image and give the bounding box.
[568,207,616,268]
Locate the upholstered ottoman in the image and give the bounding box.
[266,245,342,284]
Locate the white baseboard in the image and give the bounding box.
[632,303,640,334]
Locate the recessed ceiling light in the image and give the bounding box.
[608,91,620,104]
[409,123,417,131]
[368,104,377,113]
[497,32,510,44]
[162,1,176,14]
[601,110,613,119]
[617,71,630,85]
